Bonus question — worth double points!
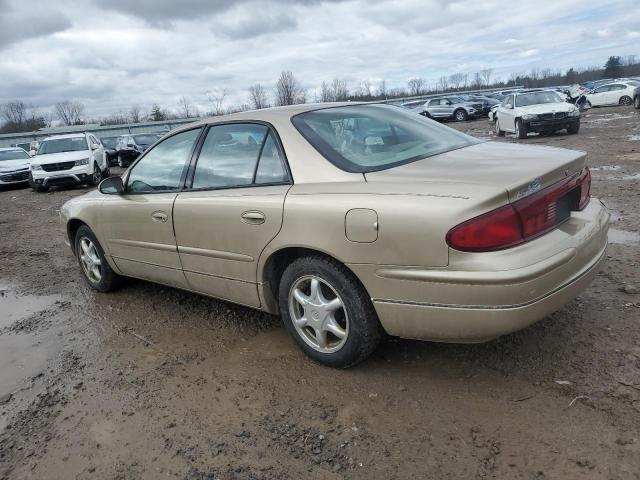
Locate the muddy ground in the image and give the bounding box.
[1,106,639,480]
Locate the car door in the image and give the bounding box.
[100,127,203,288]
[498,94,516,131]
[88,135,105,170]
[588,85,609,106]
[173,123,291,308]
[607,84,626,104]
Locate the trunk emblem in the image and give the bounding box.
[515,177,542,199]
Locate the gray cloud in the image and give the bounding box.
[0,0,72,49]
[215,12,298,39]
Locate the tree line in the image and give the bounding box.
[1,55,638,134]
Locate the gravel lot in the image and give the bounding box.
[1,105,639,480]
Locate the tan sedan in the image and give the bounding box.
[60,103,609,367]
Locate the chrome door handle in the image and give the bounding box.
[151,211,168,223]
[241,210,266,225]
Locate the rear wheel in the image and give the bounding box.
[454,109,468,121]
[619,95,632,106]
[279,255,382,368]
[75,225,123,292]
[567,119,580,134]
[515,118,527,139]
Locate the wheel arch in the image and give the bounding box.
[67,218,88,254]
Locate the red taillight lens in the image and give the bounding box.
[447,167,591,252]
[446,205,524,252]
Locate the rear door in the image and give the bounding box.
[588,85,609,106]
[100,127,203,288]
[173,123,291,307]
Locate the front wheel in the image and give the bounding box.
[619,95,632,106]
[495,119,505,136]
[454,109,468,121]
[567,120,580,134]
[634,96,640,109]
[75,225,123,292]
[28,173,49,192]
[91,163,103,186]
[515,118,528,139]
[279,256,383,368]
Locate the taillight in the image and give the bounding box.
[447,167,591,252]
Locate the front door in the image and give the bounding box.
[100,127,203,288]
[173,123,291,308]
[498,94,516,131]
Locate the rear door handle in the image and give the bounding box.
[241,210,266,225]
[151,211,168,223]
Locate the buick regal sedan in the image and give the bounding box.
[60,103,609,368]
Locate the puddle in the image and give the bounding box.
[608,228,640,245]
[591,165,621,172]
[0,284,61,330]
[622,173,640,181]
[628,135,640,141]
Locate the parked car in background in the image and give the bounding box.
[582,81,640,107]
[416,96,482,121]
[488,104,499,122]
[495,90,580,139]
[459,95,501,115]
[60,103,607,368]
[100,136,119,166]
[29,133,108,192]
[634,86,640,109]
[0,147,31,187]
[115,133,160,168]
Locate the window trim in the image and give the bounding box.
[182,120,293,193]
[122,126,205,195]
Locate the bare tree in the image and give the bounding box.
[331,78,349,101]
[2,100,27,127]
[319,81,333,102]
[479,68,493,87]
[437,76,449,92]
[55,100,84,126]
[274,71,306,106]
[248,84,269,109]
[448,73,464,90]
[129,105,142,123]
[177,96,195,118]
[379,79,387,99]
[207,89,227,115]
[407,77,425,96]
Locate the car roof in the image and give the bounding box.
[42,133,88,141]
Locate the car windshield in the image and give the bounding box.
[101,137,117,148]
[38,137,88,155]
[292,104,479,173]
[515,91,563,107]
[133,135,158,145]
[0,149,30,161]
[627,80,640,86]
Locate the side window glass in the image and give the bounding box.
[192,124,268,189]
[127,128,201,193]
[255,132,288,185]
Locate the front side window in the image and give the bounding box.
[38,137,88,155]
[126,128,201,193]
[292,104,478,173]
[192,123,277,189]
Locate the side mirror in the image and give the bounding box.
[127,143,135,148]
[99,176,124,194]
[506,104,514,109]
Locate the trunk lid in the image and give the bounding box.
[364,141,586,202]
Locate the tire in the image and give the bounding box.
[454,109,468,121]
[278,255,383,368]
[117,154,124,168]
[103,166,111,178]
[28,173,49,192]
[91,162,103,186]
[515,118,527,139]
[74,225,123,292]
[619,95,632,106]
[634,96,640,109]
[495,118,505,136]
[567,119,580,135]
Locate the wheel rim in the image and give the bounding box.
[495,120,500,134]
[118,156,123,168]
[288,275,349,354]
[456,111,465,121]
[93,165,102,184]
[515,122,520,136]
[621,96,631,105]
[79,237,102,283]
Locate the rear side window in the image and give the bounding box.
[191,124,289,189]
[127,128,202,193]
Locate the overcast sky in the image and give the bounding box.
[1,0,638,118]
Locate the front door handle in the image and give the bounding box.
[241,210,266,225]
[151,211,168,223]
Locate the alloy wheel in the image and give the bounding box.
[288,275,349,353]
[620,96,632,106]
[93,164,102,184]
[79,237,102,284]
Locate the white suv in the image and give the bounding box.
[29,133,108,192]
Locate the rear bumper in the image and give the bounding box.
[349,199,609,342]
[525,117,579,132]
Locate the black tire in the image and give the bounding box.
[634,96,640,109]
[278,255,383,368]
[91,162,103,186]
[74,225,123,292]
[103,166,111,178]
[454,109,468,121]
[619,95,632,106]
[28,173,49,192]
[567,119,580,135]
[495,118,505,137]
[515,118,527,139]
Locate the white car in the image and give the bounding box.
[0,147,31,187]
[29,133,109,192]
[488,104,499,122]
[495,90,581,139]
[582,81,640,107]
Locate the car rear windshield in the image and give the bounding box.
[133,135,158,145]
[291,104,478,173]
[101,137,117,148]
[38,137,88,155]
[515,91,563,107]
[0,149,30,161]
